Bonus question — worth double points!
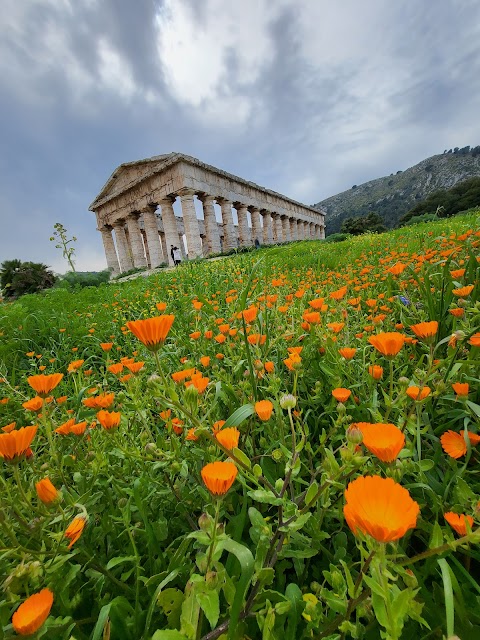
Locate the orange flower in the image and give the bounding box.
[356,422,405,462]
[108,363,124,375]
[344,475,419,542]
[444,512,474,536]
[22,397,44,412]
[410,321,438,341]
[171,418,184,434]
[96,410,121,430]
[125,361,145,374]
[452,382,469,397]
[440,430,468,459]
[332,388,351,403]
[65,516,86,548]
[192,300,203,310]
[328,322,345,333]
[186,427,198,441]
[189,331,201,340]
[368,365,383,380]
[216,427,240,450]
[452,285,474,297]
[406,386,431,401]
[339,347,356,360]
[264,361,275,373]
[0,425,37,461]
[302,311,321,325]
[387,262,406,275]
[308,297,325,309]
[201,461,238,495]
[200,356,210,367]
[330,286,347,301]
[126,315,175,351]
[247,333,266,345]
[186,376,210,393]
[2,422,16,433]
[212,420,226,434]
[284,352,302,371]
[172,368,196,383]
[67,359,84,373]
[242,306,258,323]
[12,588,54,636]
[368,332,404,357]
[469,333,480,347]
[156,302,167,312]
[27,373,63,397]
[100,342,113,351]
[449,308,464,318]
[35,477,59,504]
[83,392,115,409]
[255,400,274,421]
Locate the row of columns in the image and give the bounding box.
[99,189,325,275]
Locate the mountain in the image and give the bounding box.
[314,146,480,234]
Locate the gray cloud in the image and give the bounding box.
[1,0,479,271]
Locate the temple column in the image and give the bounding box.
[250,207,262,245]
[236,204,251,246]
[141,230,151,266]
[126,213,147,268]
[159,232,168,262]
[159,197,182,266]
[142,205,164,268]
[275,214,284,243]
[113,220,134,272]
[281,215,291,242]
[270,214,278,243]
[289,218,297,241]
[219,199,237,251]
[263,211,273,245]
[296,219,304,240]
[178,188,202,259]
[201,194,221,254]
[320,225,325,239]
[99,226,120,275]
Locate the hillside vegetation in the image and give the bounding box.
[315,145,480,234]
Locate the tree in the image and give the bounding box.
[50,223,77,272]
[0,260,56,298]
[341,212,387,235]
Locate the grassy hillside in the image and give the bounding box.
[0,210,479,639]
[315,147,480,234]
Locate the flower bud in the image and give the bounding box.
[337,402,346,416]
[35,478,59,504]
[346,425,363,445]
[198,513,213,531]
[280,393,297,409]
[398,377,410,389]
[272,448,283,462]
[275,479,284,493]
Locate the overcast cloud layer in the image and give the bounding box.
[1,0,479,272]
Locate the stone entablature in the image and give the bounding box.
[89,152,326,274]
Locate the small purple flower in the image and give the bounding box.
[398,296,410,306]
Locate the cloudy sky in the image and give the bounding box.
[1,0,479,272]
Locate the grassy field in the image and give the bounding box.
[0,210,479,639]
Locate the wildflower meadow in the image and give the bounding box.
[1,211,479,640]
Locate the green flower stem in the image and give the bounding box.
[399,527,480,566]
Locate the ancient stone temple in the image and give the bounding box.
[89,152,326,275]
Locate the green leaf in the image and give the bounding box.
[152,631,188,640]
[221,538,254,640]
[418,459,434,472]
[106,556,137,570]
[429,521,444,549]
[285,583,304,640]
[248,489,283,506]
[196,587,220,629]
[438,558,454,638]
[232,447,251,470]
[305,481,319,507]
[180,588,201,640]
[223,404,254,429]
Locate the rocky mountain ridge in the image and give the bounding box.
[314,147,480,234]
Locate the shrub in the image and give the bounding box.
[56,270,111,289]
[0,260,56,298]
[324,232,351,243]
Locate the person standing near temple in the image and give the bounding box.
[172,246,182,266]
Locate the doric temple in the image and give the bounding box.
[89,153,326,275]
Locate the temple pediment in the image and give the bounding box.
[90,153,177,209]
